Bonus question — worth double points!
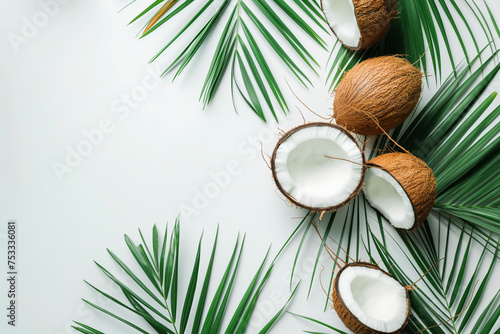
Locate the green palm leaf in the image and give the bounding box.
[285,47,500,332]
[73,219,291,333]
[293,215,500,333]
[372,51,500,235]
[288,195,378,308]
[122,0,327,121]
[371,219,500,333]
[306,50,500,280]
[327,0,498,90]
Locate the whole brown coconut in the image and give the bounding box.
[321,0,399,50]
[333,56,422,136]
[332,262,410,334]
[365,152,436,230]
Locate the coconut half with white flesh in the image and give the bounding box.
[333,262,410,334]
[364,152,436,230]
[321,0,399,50]
[271,123,366,211]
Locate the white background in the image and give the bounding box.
[1,1,499,333]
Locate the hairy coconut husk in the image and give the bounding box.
[354,0,399,49]
[333,56,422,136]
[322,0,399,50]
[270,122,366,212]
[368,152,436,230]
[332,262,410,334]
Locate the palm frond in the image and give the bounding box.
[123,0,327,121]
[289,195,380,309]
[370,219,500,333]
[73,219,285,334]
[285,47,500,333]
[362,49,500,235]
[293,215,500,333]
[327,0,498,90]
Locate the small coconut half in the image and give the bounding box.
[321,0,399,50]
[364,152,436,230]
[271,122,365,211]
[334,56,422,136]
[333,262,410,334]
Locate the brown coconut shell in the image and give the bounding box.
[332,262,410,334]
[322,0,399,50]
[270,122,366,212]
[333,56,422,136]
[367,152,436,230]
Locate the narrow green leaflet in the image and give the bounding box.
[291,313,348,334]
[258,283,300,334]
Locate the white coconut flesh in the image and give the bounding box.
[364,167,415,229]
[322,0,361,48]
[338,266,408,332]
[274,126,363,209]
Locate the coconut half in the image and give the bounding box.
[364,153,436,230]
[333,56,422,136]
[322,0,399,50]
[333,262,410,334]
[271,123,365,211]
